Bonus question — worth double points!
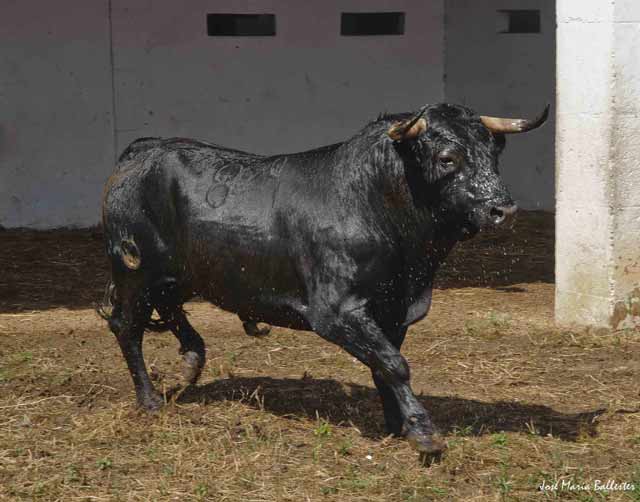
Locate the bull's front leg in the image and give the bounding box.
[312,300,446,458]
[370,325,407,436]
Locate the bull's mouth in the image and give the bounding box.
[457,220,481,241]
[434,213,479,241]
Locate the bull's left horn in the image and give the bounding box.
[480,104,550,134]
[388,106,428,141]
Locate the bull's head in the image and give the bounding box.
[387,103,549,239]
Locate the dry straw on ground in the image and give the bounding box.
[1,212,639,501]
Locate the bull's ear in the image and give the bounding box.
[387,106,428,141]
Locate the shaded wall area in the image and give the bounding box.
[0,1,114,228]
[0,212,553,313]
[445,0,556,210]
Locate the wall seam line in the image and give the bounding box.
[107,0,117,164]
[442,0,447,102]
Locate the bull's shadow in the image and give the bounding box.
[176,376,603,441]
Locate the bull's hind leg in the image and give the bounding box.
[108,288,163,410]
[241,318,271,337]
[155,305,206,385]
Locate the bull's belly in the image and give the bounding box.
[209,293,312,331]
[186,250,311,331]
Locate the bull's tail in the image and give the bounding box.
[96,277,179,333]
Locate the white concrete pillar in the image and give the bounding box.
[556,0,640,328]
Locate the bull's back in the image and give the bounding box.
[172,144,301,306]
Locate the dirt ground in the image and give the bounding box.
[1,211,639,501]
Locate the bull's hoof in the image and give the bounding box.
[256,325,271,336]
[243,321,271,337]
[139,392,164,412]
[182,351,204,385]
[406,431,447,464]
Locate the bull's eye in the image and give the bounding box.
[437,151,461,173]
[439,155,455,166]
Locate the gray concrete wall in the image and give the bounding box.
[1,0,444,228]
[444,0,556,210]
[111,0,444,155]
[2,0,560,228]
[0,0,114,228]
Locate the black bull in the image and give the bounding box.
[100,103,548,457]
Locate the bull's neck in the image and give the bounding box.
[333,138,425,223]
[332,135,458,264]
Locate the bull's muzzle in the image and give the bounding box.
[490,204,518,227]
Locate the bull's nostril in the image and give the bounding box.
[490,205,518,227]
[490,207,505,224]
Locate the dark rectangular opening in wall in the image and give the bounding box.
[498,10,540,34]
[207,14,276,36]
[341,12,405,36]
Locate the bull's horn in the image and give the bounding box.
[388,106,428,141]
[480,104,550,134]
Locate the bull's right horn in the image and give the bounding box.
[480,104,550,134]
